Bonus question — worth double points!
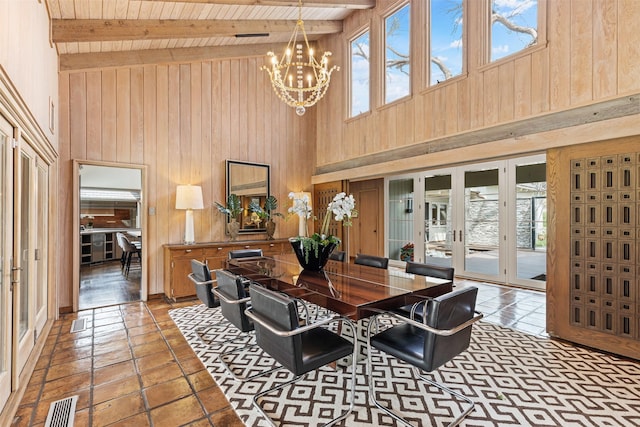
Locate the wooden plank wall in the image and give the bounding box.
[58,58,314,308]
[314,0,640,175]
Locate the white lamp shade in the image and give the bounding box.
[175,185,204,210]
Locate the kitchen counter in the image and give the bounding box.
[80,228,141,235]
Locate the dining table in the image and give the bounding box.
[225,253,453,321]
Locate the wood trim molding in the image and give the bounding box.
[314,94,640,177]
[52,19,342,43]
[136,0,376,8]
[59,43,287,71]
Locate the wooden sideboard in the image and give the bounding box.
[163,238,292,300]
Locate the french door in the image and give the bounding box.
[0,115,49,412]
[386,154,546,290]
[0,115,12,411]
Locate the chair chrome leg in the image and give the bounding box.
[253,375,305,427]
[366,317,475,427]
[253,319,358,427]
[219,343,284,382]
[415,369,475,427]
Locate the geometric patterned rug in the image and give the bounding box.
[169,304,640,426]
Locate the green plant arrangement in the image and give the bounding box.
[214,194,243,240]
[249,195,284,222]
[214,193,242,219]
[250,195,284,239]
[288,192,357,270]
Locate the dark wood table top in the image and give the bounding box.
[226,254,453,320]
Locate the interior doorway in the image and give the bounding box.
[73,161,147,311]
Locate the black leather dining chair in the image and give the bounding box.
[396,262,455,320]
[355,253,389,269]
[329,250,346,262]
[366,287,482,427]
[211,270,281,382]
[228,248,263,259]
[406,261,454,280]
[187,259,218,308]
[244,283,358,426]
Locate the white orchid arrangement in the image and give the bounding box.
[288,191,313,236]
[319,192,357,237]
[288,192,358,261]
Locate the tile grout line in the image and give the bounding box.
[126,304,157,427]
[145,303,215,426]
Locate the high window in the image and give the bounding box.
[384,3,410,104]
[350,30,370,117]
[430,0,463,85]
[490,0,538,62]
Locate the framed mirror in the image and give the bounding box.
[226,160,270,234]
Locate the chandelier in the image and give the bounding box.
[261,0,339,116]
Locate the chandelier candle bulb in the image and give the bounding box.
[261,0,338,115]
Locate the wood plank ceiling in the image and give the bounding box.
[47,0,374,71]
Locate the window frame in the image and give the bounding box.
[382,1,412,106]
[487,0,544,64]
[348,26,372,119]
[426,0,467,88]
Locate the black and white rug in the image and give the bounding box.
[169,304,640,426]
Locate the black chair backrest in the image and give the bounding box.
[329,250,346,262]
[423,287,478,371]
[405,261,454,280]
[215,270,253,332]
[248,284,301,373]
[191,260,217,308]
[355,253,389,269]
[228,249,264,259]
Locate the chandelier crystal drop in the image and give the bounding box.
[261,0,339,116]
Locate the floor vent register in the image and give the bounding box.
[69,318,86,333]
[44,396,78,427]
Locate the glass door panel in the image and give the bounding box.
[34,162,48,331]
[510,157,547,288]
[462,166,503,279]
[15,141,36,376]
[387,178,415,262]
[0,116,12,411]
[424,173,453,267]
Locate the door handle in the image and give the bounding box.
[11,265,22,291]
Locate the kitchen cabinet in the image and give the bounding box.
[163,239,292,300]
[80,231,122,264]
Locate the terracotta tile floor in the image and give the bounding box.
[12,298,244,427]
[13,280,546,426]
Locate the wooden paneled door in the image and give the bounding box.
[349,179,384,259]
[313,181,346,244]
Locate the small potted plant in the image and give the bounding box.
[214,194,242,241]
[249,195,284,240]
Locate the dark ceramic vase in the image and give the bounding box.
[289,238,337,271]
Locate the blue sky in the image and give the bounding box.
[350,0,538,115]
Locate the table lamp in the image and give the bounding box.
[176,185,204,244]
